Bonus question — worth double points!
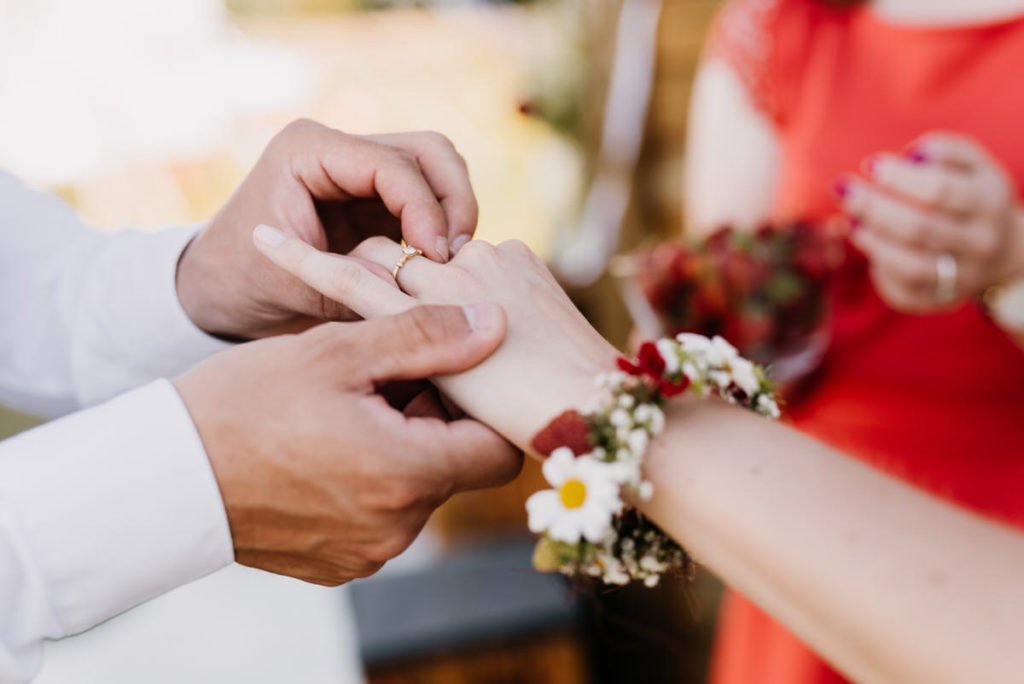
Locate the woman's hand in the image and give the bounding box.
[252,228,619,450]
[838,132,1024,313]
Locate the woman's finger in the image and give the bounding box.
[367,132,479,257]
[252,224,415,319]
[348,235,450,297]
[852,226,949,306]
[909,132,994,172]
[867,154,979,214]
[841,178,974,254]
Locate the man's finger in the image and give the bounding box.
[287,122,451,262]
[357,304,507,385]
[403,387,450,420]
[425,418,524,493]
[368,132,479,257]
[253,223,413,319]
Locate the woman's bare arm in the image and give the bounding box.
[642,399,1024,684]
[254,229,1024,684]
[684,60,781,234]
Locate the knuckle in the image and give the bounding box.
[418,130,456,151]
[364,530,417,565]
[278,117,321,141]
[320,259,363,298]
[497,238,531,255]
[450,195,479,225]
[498,238,544,268]
[389,148,420,171]
[354,560,386,579]
[360,235,397,253]
[376,476,428,512]
[455,238,494,261]
[399,306,449,347]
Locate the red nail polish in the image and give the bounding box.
[850,216,862,231]
[905,148,928,164]
[834,178,850,197]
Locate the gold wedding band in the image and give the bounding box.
[391,241,423,280]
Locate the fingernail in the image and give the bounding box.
[253,224,286,248]
[905,147,928,164]
[850,216,862,232]
[862,155,880,175]
[463,303,499,333]
[435,236,449,263]
[451,234,471,255]
[833,178,850,198]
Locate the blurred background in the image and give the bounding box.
[0,0,724,681]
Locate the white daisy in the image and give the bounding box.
[676,333,714,353]
[656,338,681,374]
[711,335,740,363]
[626,429,649,457]
[526,448,623,544]
[730,357,761,396]
[757,394,781,419]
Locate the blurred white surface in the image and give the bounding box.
[35,564,364,684]
[0,0,309,186]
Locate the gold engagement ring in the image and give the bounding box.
[392,241,423,280]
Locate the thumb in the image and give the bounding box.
[357,304,506,384]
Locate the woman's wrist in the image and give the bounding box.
[524,334,780,586]
[434,332,618,453]
[523,337,620,449]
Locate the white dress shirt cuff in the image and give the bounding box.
[72,226,231,406]
[0,379,234,637]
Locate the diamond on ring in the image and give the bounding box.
[391,241,423,280]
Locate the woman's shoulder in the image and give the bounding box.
[705,0,844,125]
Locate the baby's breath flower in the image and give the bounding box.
[529,333,777,587]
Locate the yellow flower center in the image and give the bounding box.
[558,479,587,509]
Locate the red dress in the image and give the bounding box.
[705,2,1024,682]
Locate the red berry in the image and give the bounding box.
[531,410,593,457]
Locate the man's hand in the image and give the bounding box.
[176,119,478,339]
[173,304,521,585]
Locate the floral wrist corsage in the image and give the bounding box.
[526,333,780,587]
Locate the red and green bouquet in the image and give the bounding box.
[628,222,846,374]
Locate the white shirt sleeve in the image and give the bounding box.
[0,381,234,683]
[0,170,229,416]
[0,172,236,682]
